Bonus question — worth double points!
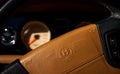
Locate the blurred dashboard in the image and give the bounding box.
[0,1,110,54]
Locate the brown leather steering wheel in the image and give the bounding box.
[0,1,120,74]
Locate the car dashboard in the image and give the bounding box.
[1,0,120,74]
[0,1,110,54]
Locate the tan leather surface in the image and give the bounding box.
[20,24,120,74]
[0,55,22,64]
[69,55,120,74]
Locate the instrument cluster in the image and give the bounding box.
[0,2,110,54]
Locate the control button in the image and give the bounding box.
[110,37,118,48]
[105,30,120,61]
[113,49,120,58]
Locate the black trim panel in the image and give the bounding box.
[97,5,120,68]
[0,60,29,74]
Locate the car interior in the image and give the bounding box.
[0,0,120,74]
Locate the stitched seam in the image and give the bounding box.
[67,54,103,74]
[61,53,103,74]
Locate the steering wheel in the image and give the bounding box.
[0,0,120,74]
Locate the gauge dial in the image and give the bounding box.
[21,21,51,50]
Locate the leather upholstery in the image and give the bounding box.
[0,55,22,64]
[19,24,120,74]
